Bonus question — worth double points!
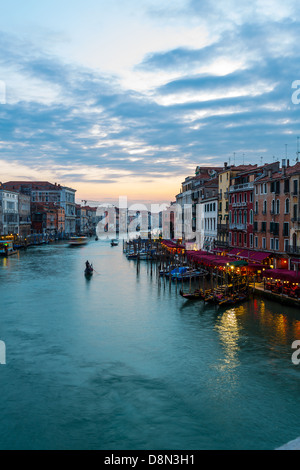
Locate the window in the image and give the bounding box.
[244,234,247,246]
[244,210,247,224]
[255,236,258,248]
[249,234,253,248]
[284,179,290,194]
[275,239,279,251]
[255,201,259,214]
[270,238,274,250]
[276,199,280,214]
[283,222,289,237]
[293,179,298,196]
[262,237,266,249]
[263,200,267,214]
[285,198,290,214]
[271,199,275,214]
[250,210,253,225]
[294,204,298,221]
[284,239,289,252]
[264,183,267,194]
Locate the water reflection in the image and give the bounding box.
[1,243,300,450]
[215,308,241,373]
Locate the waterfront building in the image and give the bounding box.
[253,160,300,268]
[197,178,219,251]
[31,203,65,236]
[3,181,76,237]
[0,189,19,236]
[229,163,279,251]
[175,166,222,245]
[217,163,258,249]
[18,193,31,238]
[59,186,76,236]
[81,206,98,235]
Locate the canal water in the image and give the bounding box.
[0,241,299,450]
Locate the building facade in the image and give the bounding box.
[18,193,31,238]
[0,190,19,236]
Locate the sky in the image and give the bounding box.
[0,0,300,204]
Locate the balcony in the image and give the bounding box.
[229,182,254,193]
[286,246,300,255]
[217,223,229,232]
[229,223,247,231]
[215,240,230,248]
[232,202,247,208]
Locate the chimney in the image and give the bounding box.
[224,162,228,170]
[287,159,290,168]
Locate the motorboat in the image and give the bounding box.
[68,237,88,246]
[0,240,18,257]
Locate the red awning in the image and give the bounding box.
[263,269,300,282]
[249,251,271,262]
[236,250,251,259]
[228,248,242,256]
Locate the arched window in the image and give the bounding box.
[250,210,253,225]
[271,199,275,214]
[239,210,242,224]
[244,210,247,224]
[276,199,280,215]
[263,200,267,214]
[285,198,290,214]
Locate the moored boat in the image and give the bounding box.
[111,239,119,246]
[0,240,18,257]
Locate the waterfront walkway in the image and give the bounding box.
[253,283,300,308]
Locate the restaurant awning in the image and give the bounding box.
[249,251,271,262]
[236,250,251,259]
[230,260,248,267]
[228,248,242,256]
[262,269,300,283]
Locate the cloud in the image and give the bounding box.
[1,3,300,200]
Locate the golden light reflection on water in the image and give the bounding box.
[215,307,242,373]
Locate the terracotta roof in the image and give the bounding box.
[3,181,62,191]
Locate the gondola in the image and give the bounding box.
[84,264,94,278]
[179,289,204,300]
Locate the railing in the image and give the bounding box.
[229,223,247,230]
[217,223,229,232]
[232,202,247,208]
[229,183,254,193]
[286,246,300,254]
[215,240,230,248]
